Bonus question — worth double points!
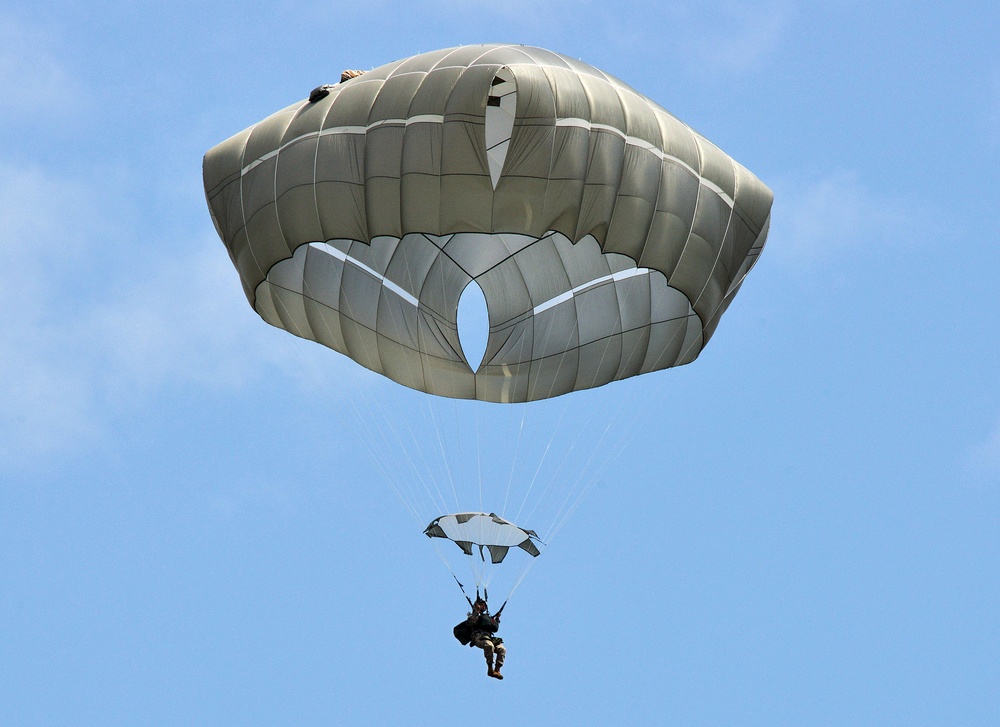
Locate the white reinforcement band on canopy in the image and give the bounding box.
[312,242,419,307]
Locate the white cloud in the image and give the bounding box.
[0,162,357,471]
[600,0,789,80]
[86,242,274,393]
[83,233,371,400]
[766,170,927,266]
[422,0,790,74]
[0,164,103,465]
[0,13,85,120]
[0,322,100,467]
[672,0,790,78]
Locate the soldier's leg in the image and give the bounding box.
[474,634,495,666]
[494,642,506,668]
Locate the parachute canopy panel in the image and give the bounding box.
[424,512,542,563]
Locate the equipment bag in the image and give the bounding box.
[453,619,473,645]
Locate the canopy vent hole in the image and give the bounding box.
[457,279,490,372]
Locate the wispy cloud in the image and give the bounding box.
[86,243,275,394]
[0,162,352,471]
[672,0,790,78]
[0,321,99,470]
[0,12,85,122]
[0,163,102,464]
[603,0,790,80]
[766,170,930,266]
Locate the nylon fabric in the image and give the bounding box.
[204,44,773,403]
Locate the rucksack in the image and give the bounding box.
[453,619,473,645]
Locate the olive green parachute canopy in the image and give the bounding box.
[203,44,773,403]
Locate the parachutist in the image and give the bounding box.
[454,597,505,679]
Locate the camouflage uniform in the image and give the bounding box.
[468,611,505,670]
[472,630,505,668]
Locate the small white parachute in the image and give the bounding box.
[424,512,542,564]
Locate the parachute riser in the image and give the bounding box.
[452,573,474,609]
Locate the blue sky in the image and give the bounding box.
[2,2,999,725]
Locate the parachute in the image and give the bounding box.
[203,44,772,601]
[203,44,772,405]
[425,512,542,564]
